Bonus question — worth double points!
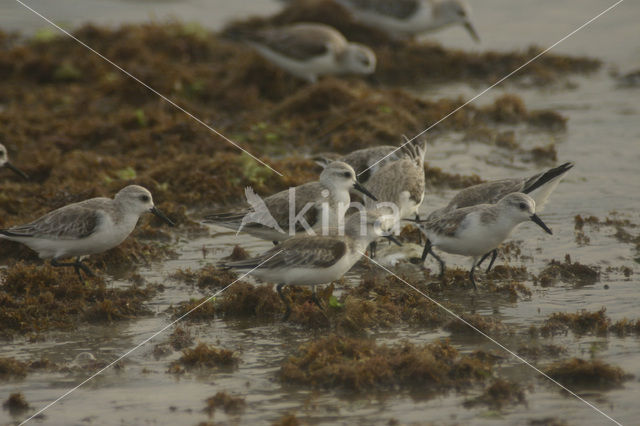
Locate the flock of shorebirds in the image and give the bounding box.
[0,136,572,319]
[0,0,575,319]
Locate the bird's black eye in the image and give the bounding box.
[342,171,352,178]
[0,151,4,158]
[518,202,527,210]
[457,9,466,16]
[140,195,150,202]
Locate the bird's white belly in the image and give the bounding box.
[430,219,515,257]
[399,190,422,218]
[19,218,136,259]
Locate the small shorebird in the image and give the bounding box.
[222,209,399,319]
[313,144,402,185]
[0,143,29,180]
[421,162,573,271]
[246,22,376,83]
[363,138,426,255]
[364,138,427,219]
[418,193,552,289]
[0,185,175,279]
[204,161,377,243]
[335,0,480,42]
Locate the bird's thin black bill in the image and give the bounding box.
[464,21,480,43]
[353,181,378,201]
[151,206,176,226]
[383,234,402,247]
[5,162,29,180]
[530,214,552,235]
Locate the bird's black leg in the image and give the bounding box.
[421,239,431,262]
[485,250,498,273]
[477,252,490,268]
[469,262,479,290]
[276,283,291,321]
[75,257,95,278]
[310,285,325,310]
[368,241,377,259]
[421,240,445,277]
[476,249,498,273]
[52,258,93,281]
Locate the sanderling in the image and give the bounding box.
[422,161,573,271]
[222,209,399,319]
[313,144,404,185]
[246,22,376,83]
[439,162,574,212]
[365,138,427,219]
[362,138,426,256]
[0,143,29,180]
[418,192,552,289]
[204,161,378,243]
[0,185,175,279]
[335,0,480,42]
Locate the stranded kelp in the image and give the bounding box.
[544,358,631,390]
[280,335,496,393]
[0,262,156,337]
[169,342,240,374]
[539,308,640,338]
[203,391,246,418]
[536,254,600,287]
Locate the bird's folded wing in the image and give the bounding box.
[227,237,347,270]
[5,205,100,239]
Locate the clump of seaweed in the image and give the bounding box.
[544,358,631,389]
[203,391,245,417]
[226,245,249,261]
[280,335,494,393]
[610,318,640,337]
[463,379,526,409]
[171,297,217,322]
[0,262,155,337]
[167,326,194,351]
[539,308,610,337]
[170,342,239,373]
[216,281,284,319]
[425,163,484,189]
[0,357,28,380]
[3,392,29,415]
[170,264,238,289]
[272,413,303,426]
[536,255,600,287]
[537,308,640,338]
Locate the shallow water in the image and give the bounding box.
[1,0,640,425]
